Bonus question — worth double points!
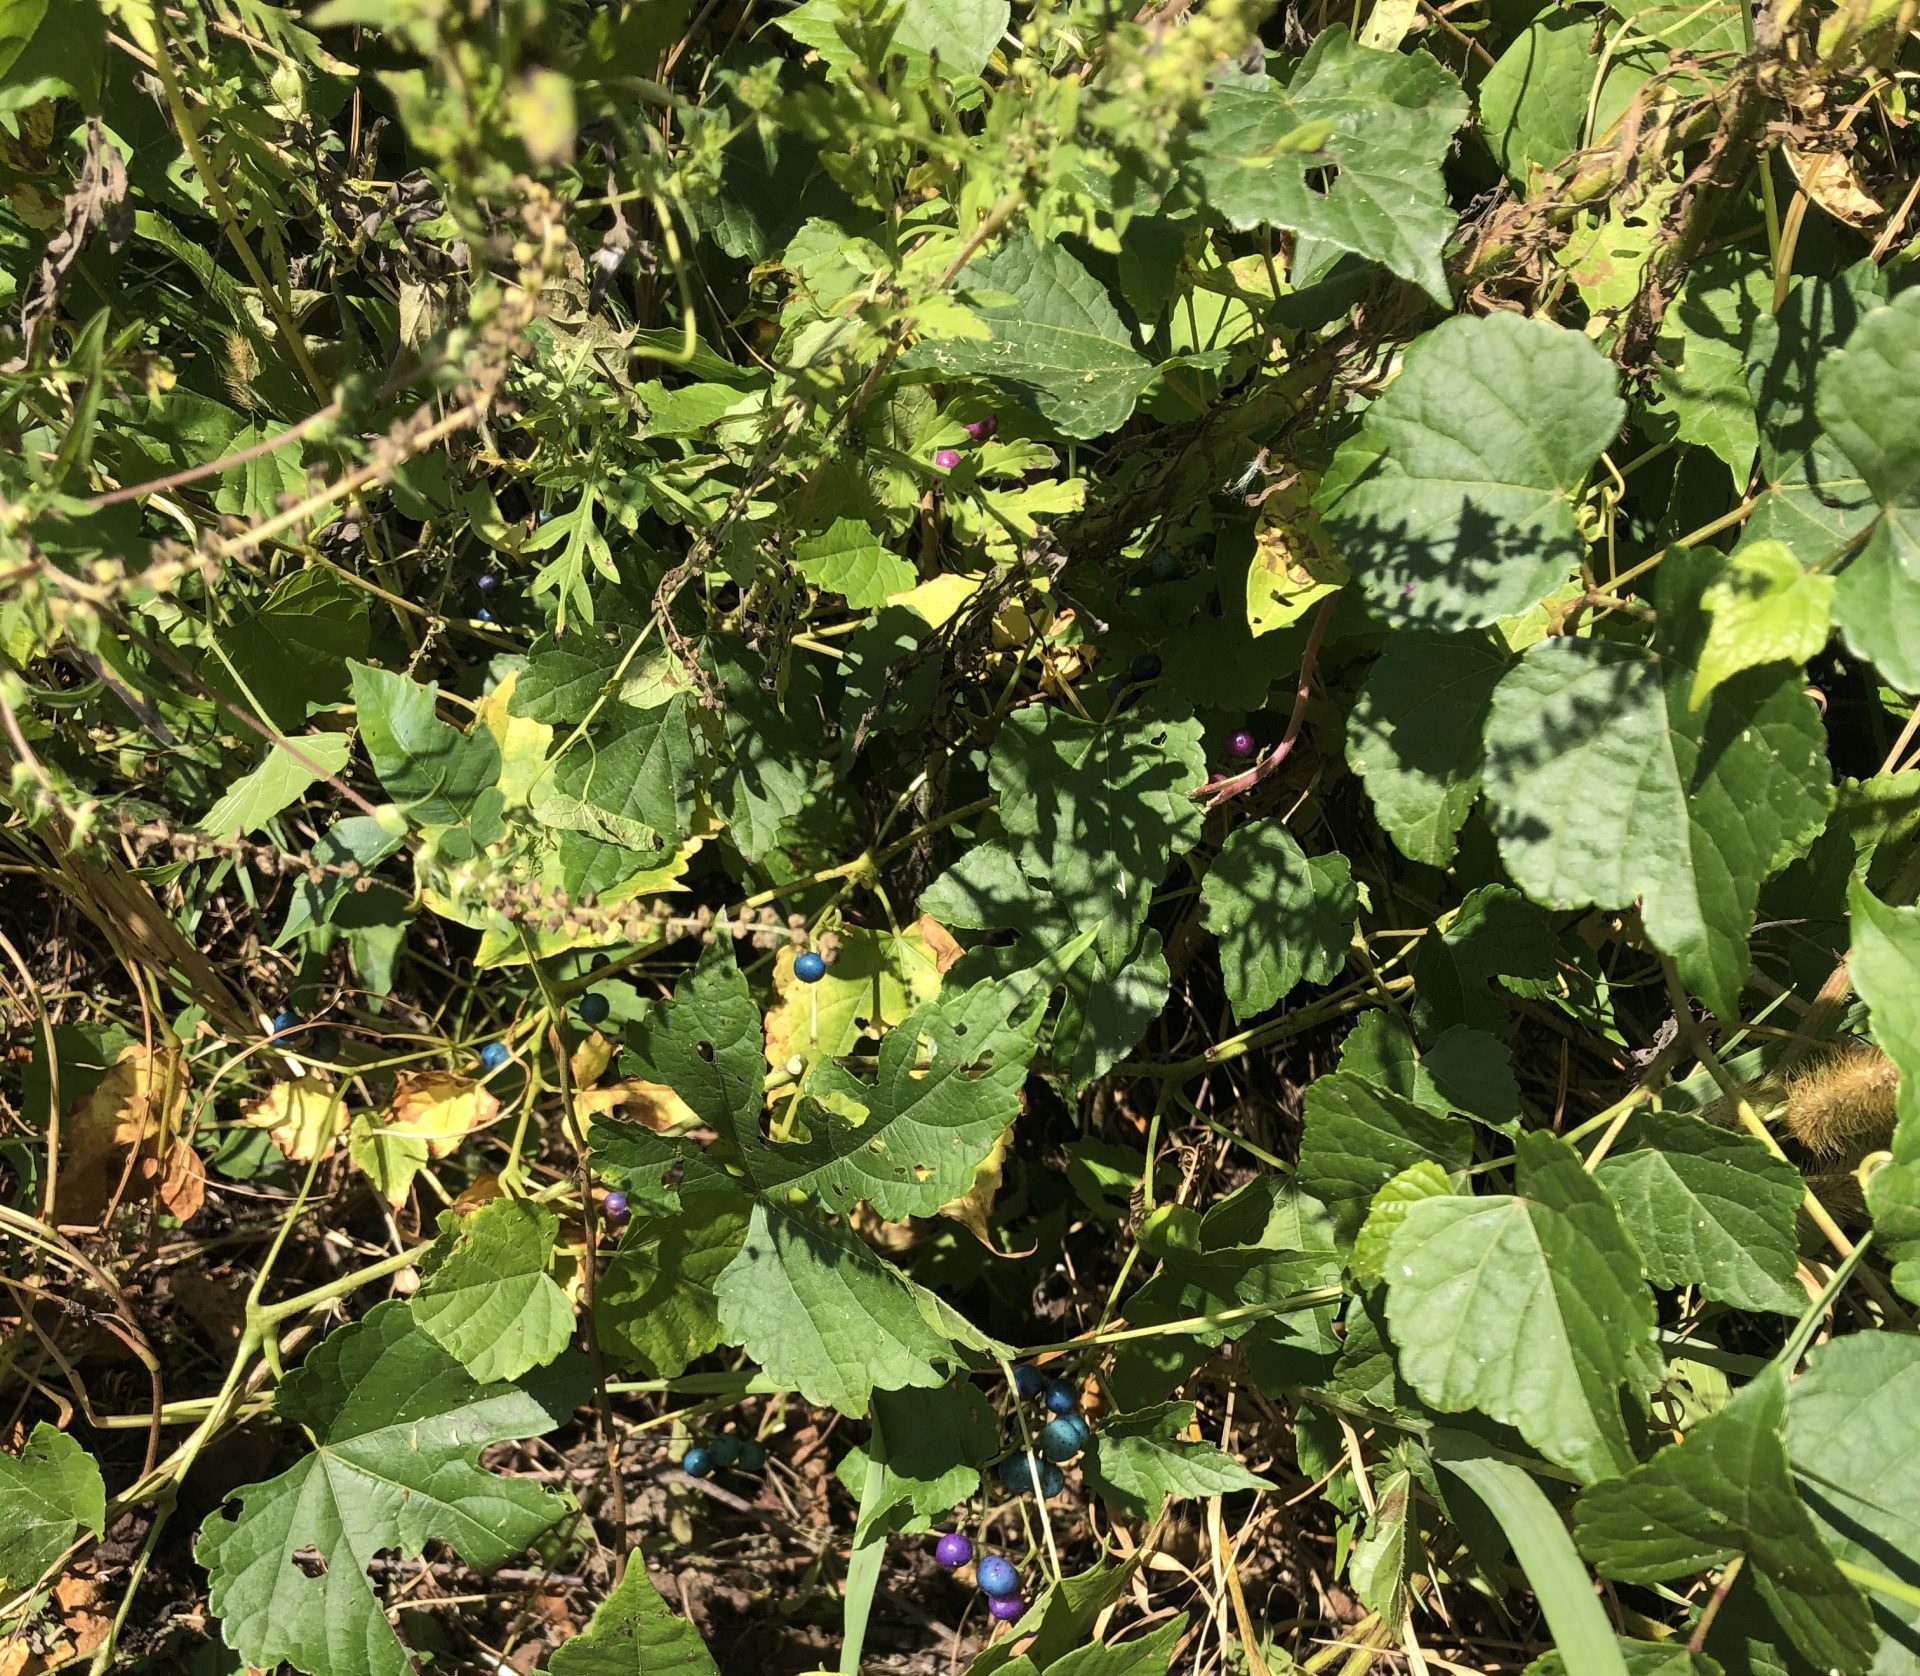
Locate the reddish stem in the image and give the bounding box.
[1195,592,1337,810]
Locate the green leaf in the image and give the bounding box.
[199,734,352,838]
[1350,1160,1457,1287]
[1574,1367,1878,1674]
[1691,540,1835,708]
[1191,28,1467,303]
[199,1302,583,1676]
[0,1422,104,1594]
[1298,1072,1474,1240]
[1347,629,1509,867]
[1384,1132,1657,1482]
[776,0,1009,79]
[511,641,621,725]
[1819,289,1920,692]
[622,942,765,1148]
[1085,1401,1272,1518]
[1435,1436,1635,1676]
[410,1199,575,1384]
[1526,1645,1722,1676]
[1592,1111,1806,1315]
[224,568,370,730]
[711,1199,966,1416]
[1482,554,1832,1017]
[1787,1332,1920,1671]
[348,663,501,829]
[1200,817,1355,1022]
[794,517,918,608]
[1654,254,1770,483]
[596,1192,750,1378]
[1317,313,1625,630]
[544,697,695,853]
[1350,1462,1416,1629]
[840,1384,1001,1526]
[1847,879,1920,1304]
[962,1567,1139,1676]
[1408,884,1557,1039]
[1478,11,1661,185]
[903,238,1154,439]
[547,1555,719,1676]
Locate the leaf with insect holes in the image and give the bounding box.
[198,1303,585,1676]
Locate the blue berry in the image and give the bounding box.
[681,1445,714,1478]
[738,1438,766,1471]
[480,1040,510,1073]
[975,1554,1019,1599]
[988,1593,1025,1623]
[998,1453,1035,1494]
[710,1435,741,1467]
[578,992,610,1025]
[602,1190,628,1218]
[269,1011,300,1037]
[1043,1378,1077,1416]
[1011,1364,1046,1402]
[1038,1461,1065,1496]
[476,607,494,623]
[1130,652,1162,684]
[794,950,827,983]
[1039,1413,1091,1461]
[476,571,499,594]
[935,1531,973,1568]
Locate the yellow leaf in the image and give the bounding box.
[383,1071,501,1159]
[1248,482,1346,636]
[59,1043,189,1224]
[349,1113,429,1208]
[764,928,943,1075]
[475,670,555,810]
[888,572,982,629]
[241,1076,349,1163]
[576,1079,700,1133]
[571,1031,614,1091]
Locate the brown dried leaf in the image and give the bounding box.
[1785,142,1882,229]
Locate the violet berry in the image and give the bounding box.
[1227,728,1256,758]
[976,1554,1019,1598]
[603,1189,629,1219]
[964,413,998,441]
[936,1531,974,1568]
[476,571,499,594]
[988,1594,1025,1623]
[933,447,962,471]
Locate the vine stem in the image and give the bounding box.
[1196,592,1337,809]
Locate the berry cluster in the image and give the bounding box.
[997,1365,1091,1499]
[679,1434,767,1478]
[933,410,998,473]
[934,1533,1024,1624]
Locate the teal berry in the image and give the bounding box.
[1043,1378,1077,1416]
[1011,1364,1046,1402]
[738,1438,766,1471]
[578,992,610,1025]
[975,1554,1019,1599]
[710,1435,742,1467]
[1038,1461,1065,1497]
[794,950,827,983]
[1038,1413,1091,1462]
[681,1445,714,1478]
[480,1040,510,1072]
[476,607,494,623]
[998,1453,1036,1494]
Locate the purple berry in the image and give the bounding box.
[988,1594,1025,1622]
[476,572,499,594]
[975,1554,1018,1598]
[935,1531,973,1568]
[933,448,962,471]
[964,414,998,441]
[603,1190,629,1218]
[1228,728,1256,758]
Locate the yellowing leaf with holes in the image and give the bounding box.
[1248,479,1347,635]
[383,1072,500,1159]
[763,928,943,1076]
[474,670,555,810]
[242,1076,350,1163]
[576,1079,701,1133]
